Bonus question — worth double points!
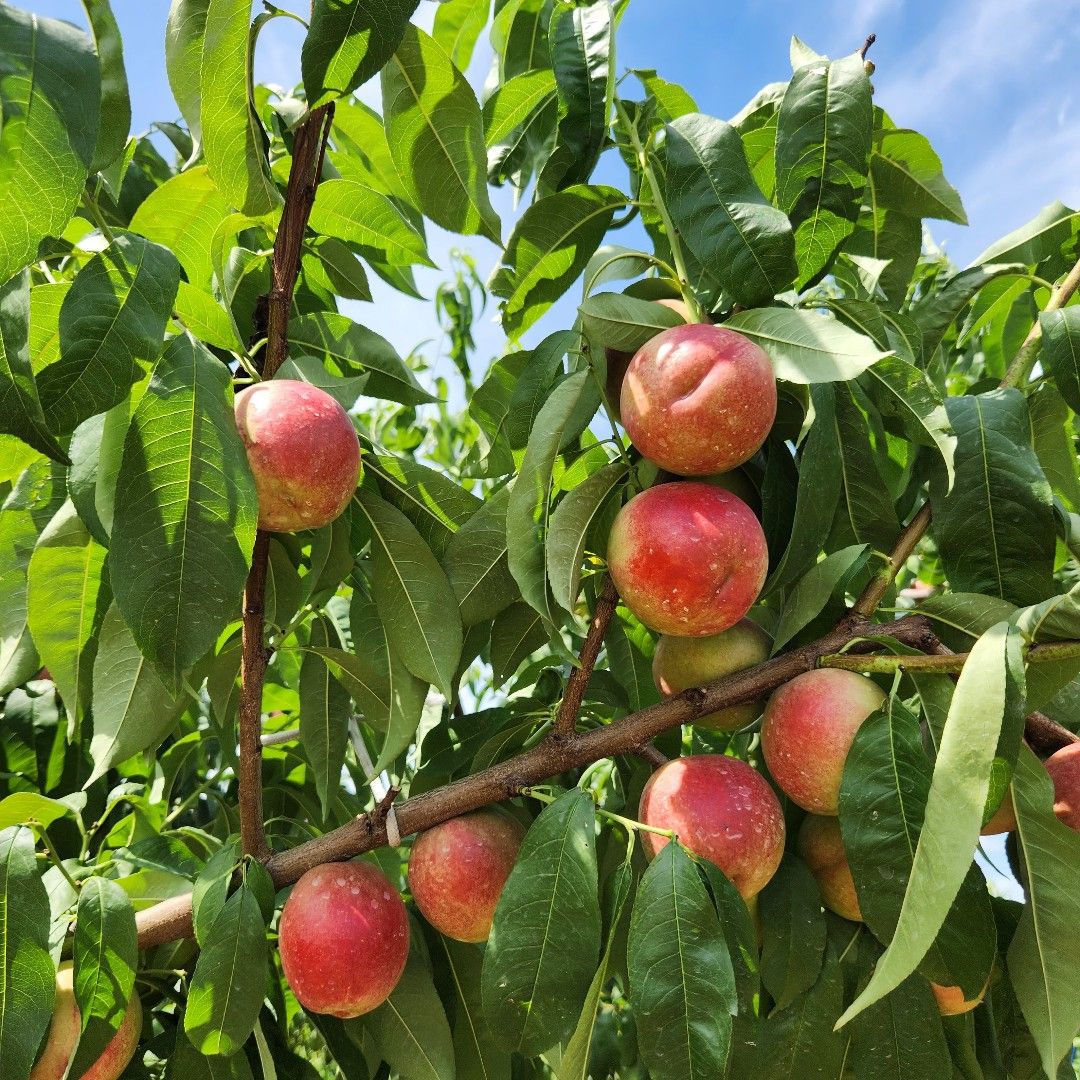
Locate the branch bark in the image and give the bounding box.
[821,638,1080,673]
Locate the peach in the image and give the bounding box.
[279,861,408,1017]
[30,963,143,1080]
[638,755,785,899]
[761,669,886,815]
[1044,742,1080,831]
[607,482,768,637]
[621,323,776,476]
[929,979,986,1017]
[235,379,362,532]
[981,790,1016,835]
[604,298,691,421]
[407,810,525,943]
[652,619,771,731]
[797,814,861,922]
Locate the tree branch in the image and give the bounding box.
[135,613,936,947]
[820,638,1080,673]
[236,104,335,862]
[554,574,620,738]
[1002,254,1080,389]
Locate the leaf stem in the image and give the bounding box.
[1002,253,1080,389]
[34,825,81,892]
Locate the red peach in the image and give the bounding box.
[30,963,143,1080]
[1044,742,1080,832]
[929,979,987,1017]
[621,323,776,475]
[607,482,768,637]
[235,379,362,533]
[638,755,786,899]
[797,814,861,922]
[279,861,409,1017]
[761,669,886,815]
[407,810,525,943]
[652,619,772,731]
[605,298,692,422]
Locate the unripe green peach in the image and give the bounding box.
[797,814,861,922]
[652,619,771,731]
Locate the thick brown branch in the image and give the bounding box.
[554,575,620,738]
[1026,710,1080,755]
[136,614,936,947]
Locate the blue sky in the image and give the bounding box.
[26,0,1080,381]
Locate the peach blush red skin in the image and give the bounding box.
[234,380,362,533]
[761,668,886,815]
[279,862,409,1018]
[1045,742,1080,831]
[621,323,777,476]
[607,483,768,637]
[407,810,525,943]
[652,619,771,731]
[638,755,785,900]
[797,814,862,922]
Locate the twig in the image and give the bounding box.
[260,728,301,747]
[859,33,877,60]
[1002,254,1080,389]
[820,638,1080,673]
[554,575,620,738]
[635,742,669,768]
[1026,710,1080,754]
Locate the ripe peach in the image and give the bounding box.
[797,814,861,922]
[929,979,986,1017]
[621,323,776,476]
[652,619,771,731]
[407,810,525,943]
[604,298,691,421]
[607,482,768,637]
[761,669,886,815]
[235,379,362,533]
[30,963,142,1080]
[638,755,785,899]
[279,861,408,1017]
[1044,742,1080,831]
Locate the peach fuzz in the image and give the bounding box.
[279,861,408,1017]
[652,619,771,731]
[407,809,525,943]
[1044,742,1080,831]
[621,323,776,476]
[607,482,768,637]
[638,755,785,900]
[797,814,861,922]
[235,379,362,533]
[604,298,692,422]
[761,669,886,815]
[30,963,142,1080]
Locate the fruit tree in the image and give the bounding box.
[2,2,1080,1079]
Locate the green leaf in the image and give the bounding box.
[758,855,826,1009]
[506,370,592,626]
[382,24,501,243]
[492,185,626,337]
[88,603,187,784]
[441,938,509,1080]
[1039,307,1080,414]
[168,1032,256,1079]
[67,393,136,547]
[0,793,79,832]
[627,843,735,1080]
[481,789,601,1054]
[27,501,110,725]
[81,0,131,173]
[366,936,455,1080]
[725,307,890,384]
[308,179,433,268]
[775,53,872,286]
[844,204,921,310]
[869,127,966,225]
[291,312,435,406]
[578,291,684,353]
[1008,747,1080,1080]
[771,545,867,652]
[0,7,99,285]
[547,460,628,613]
[200,0,278,215]
[1029,383,1080,512]
[36,234,181,436]
[838,622,1023,1026]
[191,839,241,949]
[971,200,1079,268]
[300,617,352,821]
[71,876,137,1073]
[489,602,546,686]
[663,112,796,305]
[483,69,557,148]
[356,490,462,699]
[0,507,42,695]
[838,698,998,997]
[110,334,257,687]
[166,0,210,155]
[174,282,242,351]
[303,0,419,108]
[442,485,520,626]
[538,0,614,193]
[186,870,268,1056]
[274,355,369,413]
[433,0,490,71]
[0,826,55,1080]
[929,390,1055,607]
[0,271,67,463]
